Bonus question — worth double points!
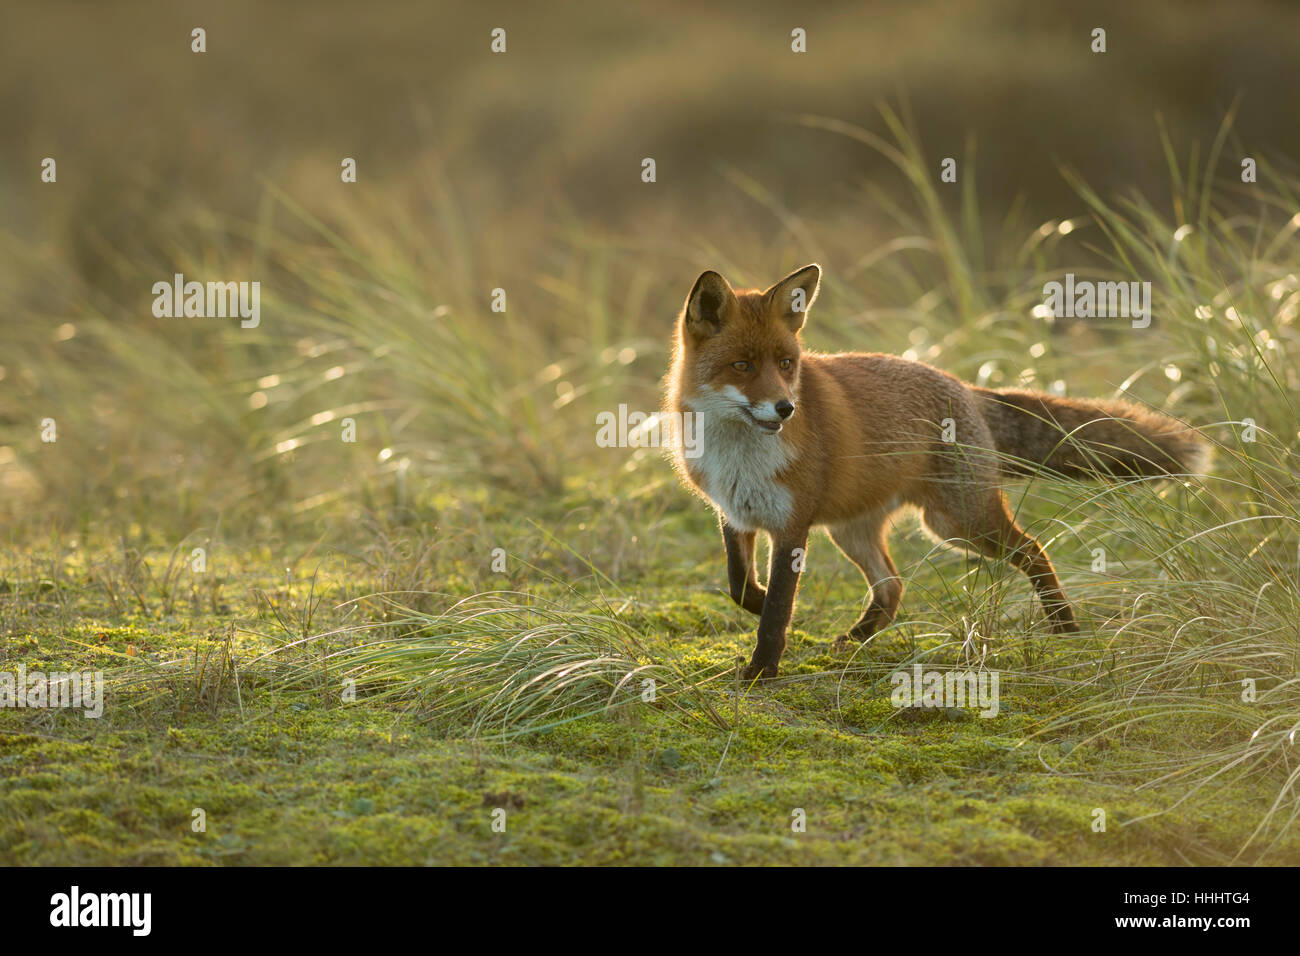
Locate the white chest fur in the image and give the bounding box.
[683,407,795,533]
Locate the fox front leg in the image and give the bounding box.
[721,520,766,615]
[740,531,808,681]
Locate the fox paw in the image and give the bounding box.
[739,660,779,683]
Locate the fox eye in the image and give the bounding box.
[732,361,753,372]
[778,358,793,371]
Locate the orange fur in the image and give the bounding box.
[665,264,1211,680]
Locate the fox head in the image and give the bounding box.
[675,264,821,434]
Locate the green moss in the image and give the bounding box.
[1,542,1297,866]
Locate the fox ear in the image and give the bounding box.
[764,264,821,331]
[683,270,739,339]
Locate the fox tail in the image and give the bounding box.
[975,387,1212,479]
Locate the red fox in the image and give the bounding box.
[666,264,1211,680]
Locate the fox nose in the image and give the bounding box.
[775,399,795,419]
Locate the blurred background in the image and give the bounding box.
[2,0,1299,537]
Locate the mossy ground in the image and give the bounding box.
[2,492,1292,866]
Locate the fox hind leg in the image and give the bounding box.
[922,490,1078,633]
[826,513,903,648]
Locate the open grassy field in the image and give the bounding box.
[2,1,1299,866]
